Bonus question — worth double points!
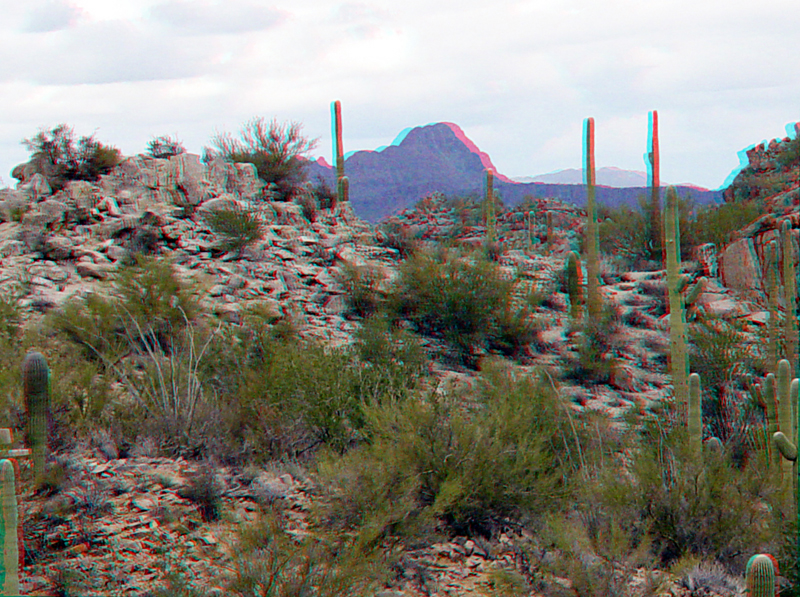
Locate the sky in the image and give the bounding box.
[0,0,798,192]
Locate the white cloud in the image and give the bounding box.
[22,0,84,32]
[148,0,285,35]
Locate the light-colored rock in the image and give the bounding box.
[719,237,764,302]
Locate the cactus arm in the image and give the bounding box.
[764,374,779,466]
[775,431,799,461]
[664,187,689,407]
[584,117,601,320]
[684,277,706,308]
[688,373,702,461]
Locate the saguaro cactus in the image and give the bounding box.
[665,187,689,407]
[782,219,798,366]
[773,359,800,570]
[584,117,601,320]
[485,169,496,243]
[745,554,776,597]
[23,350,50,481]
[688,373,702,461]
[0,459,19,596]
[331,100,346,202]
[647,110,662,261]
[566,251,584,321]
[337,175,349,204]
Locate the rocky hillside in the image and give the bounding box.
[0,142,797,596]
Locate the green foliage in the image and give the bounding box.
[202,203,265,254]
[683,198,770,253]
[228,512,387,596]
[565,302,622,385]
[178,462,222,522]
[388,249,537,366]
[319,362,575,543]
[22,124,122,192]
[598,199,653,269]
[336,262,384,318]
[146,135,186,159]
[210,117,316,200]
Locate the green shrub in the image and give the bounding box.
[564,302,622,385]
[202,203,265,255]
[388,249,537,366]
[209,117,316,201]
[336,262,384,318]
[683,199,770,253]
[598,200,652,270]
[146,135,186,159]
[228,512,387,597]
[22,124,122,192]
[319,361,576,543]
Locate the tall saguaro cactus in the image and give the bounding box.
[665,187,689,407]
[782,219,798,366]
[485,169,497,243]
[773,358,800,572]
[23,351,50,481]
[331,100,346,202]
[647,110,662,261]
[0,459,19,596]
[583,117,601,320]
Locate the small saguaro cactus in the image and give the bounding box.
[583,117,601,320]
[0,459,19,596]
[745,553,776,597]
[664,186,689,407]
[23,350,50,481]
[337,175,349,204]
[485,169,497,243]
[566,251,584,321]
[688,372,702,461]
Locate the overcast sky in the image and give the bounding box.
[0,0,798,192]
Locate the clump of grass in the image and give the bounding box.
[202,203,265,255]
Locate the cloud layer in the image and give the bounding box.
[0,0,798,191]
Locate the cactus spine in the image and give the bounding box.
[688,373,702,461]
[584,117,601,320]
[0,459,19,596]
[23,351,50,481]
[647,110,662,261]
[566,251,584,321]
[782,219,798,366]
[485,169,496,243]
[331,100,346,202]
[746,554,776,597]
[665,187,689,407]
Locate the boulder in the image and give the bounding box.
[719,237,764,302]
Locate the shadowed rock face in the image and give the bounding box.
[307,122,723,223]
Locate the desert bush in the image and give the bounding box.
[319,362,576,543]
[388,249,537,366]
[621,411,779,567]
[683,198,770,253]
[178,462,223,522]
[336,262,384,318]
[312,175,337,210]
[202,203,264,255]
[228,512,387,597]
[209,117,316,201]
[564,302,623,385]
[22,124,122,192]
[376,219,420,258]
[146,135,186,159]
[598,200,653,270]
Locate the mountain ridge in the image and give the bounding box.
[308,122,722,222]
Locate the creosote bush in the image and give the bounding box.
[319,361,576,544]
[388,248,538,366]
[209,117,316,201]
[146,135,186,159]
[21,124,122,192]
[202,202,265,255]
